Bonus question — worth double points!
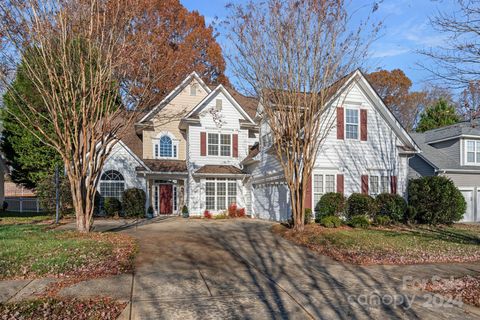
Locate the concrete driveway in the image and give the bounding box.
[59,218,480,319]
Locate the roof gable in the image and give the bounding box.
[184,85,256,124]
[138,72,211,124]
[349,70,420,151]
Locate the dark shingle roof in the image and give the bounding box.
[137,159,187,173]
[241,143,260,165]
[195,165,246,175]
[424,119,480,143]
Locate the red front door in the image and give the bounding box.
[159,184,173,215]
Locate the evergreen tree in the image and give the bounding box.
[416,99,460,133]
[1,55,62,189]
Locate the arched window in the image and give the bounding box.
[99,170,125,199]
[154,134,178,159]
[160,135,173,157]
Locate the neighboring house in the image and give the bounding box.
[243,70,420,221]
[409,120,480,222]
[102,70,421,220]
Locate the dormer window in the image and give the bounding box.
[465,140,480,164]
[154,133,178,159]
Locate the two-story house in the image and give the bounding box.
[243,70,420,221]
[409,121,480,222]
[98,70,424,221]
[99,72,258,216]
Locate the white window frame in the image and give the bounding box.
[207,132,232,157]
[153,132,179,160]
[345,108,360,140]
[312,172,336,211]
[204,178,237,211]
[465,140,480,165]
[368,174,389,196]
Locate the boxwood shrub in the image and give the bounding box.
[315,192,346,220]
[348,215,370,228]
[104,197,122,217]
[375,193,407,222]
[122,188,146,217]
[346,193,376,219]
[320,215,342,228]
[408,176,466,225]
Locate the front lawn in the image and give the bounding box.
[275,223,480,264]
[0,224,136,280]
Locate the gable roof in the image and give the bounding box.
[350,70,420,151]
[184,84,257,124]
[423,119,480,143]
[138,72,211,124]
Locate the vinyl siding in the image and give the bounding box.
[408,155,435,179]
[143,78,208,160]
[441,172,480,187]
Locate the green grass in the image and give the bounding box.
[0,224,114,279]
[280,224,480,264]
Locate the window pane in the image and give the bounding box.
[345,109,359,139]
[467,141,475,152]
[325,175,335,193]
[477,142,480,163]
[206,197,215,210]
[217,182,226,195]
[159,136,173,157]
[381,176,389,193]
[206,182,215,196]
[208,133,219,156]
[313,194,321,212]
[228,182,236,196]
[313,175,323,193]
[220,134,231,156]
[370,176,379,195]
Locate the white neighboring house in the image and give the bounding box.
[100,71,421,220]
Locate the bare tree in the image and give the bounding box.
[459,80,480,121]
[421,0,480,88]
[226,0,379,231]
[0,0,160,232]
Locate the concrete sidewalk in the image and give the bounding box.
[51,218,480,319]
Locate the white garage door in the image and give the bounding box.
[460,190,475,222]
[253,183,291,221]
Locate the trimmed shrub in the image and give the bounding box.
[346,193,376,219]
[373,215,392,226]
[315,192,346,219]
[104,198,122,217]
[304,208,313,224]
[348,215,370,228]
[375,193,407,222]
[404,205,417,224]
[320,216,342,228]
[408,176,466,225]
[122,188,146,218]
[182,205,189,218]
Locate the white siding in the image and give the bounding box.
[100,142,146,192]
[186,90,254,215]
[250,79,412,220]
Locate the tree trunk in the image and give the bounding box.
[290,183,305,233]
[69,174,94,233]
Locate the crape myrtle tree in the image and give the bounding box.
[0,0,161,232]
[226,0,379,232]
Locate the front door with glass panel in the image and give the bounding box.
[159,184,173,215]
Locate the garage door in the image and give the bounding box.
[253,183,291,221]
[460,190,475,222]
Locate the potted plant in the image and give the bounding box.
[182,205,189,218]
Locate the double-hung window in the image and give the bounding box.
[370,176,379,195]
[313,173,335,211]
[208,133,231,156]
[345,108,359,139]
[369,175,389,195]
[466,140,480,164]
[205,178,237,211]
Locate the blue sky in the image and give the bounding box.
[181,0,458,91]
